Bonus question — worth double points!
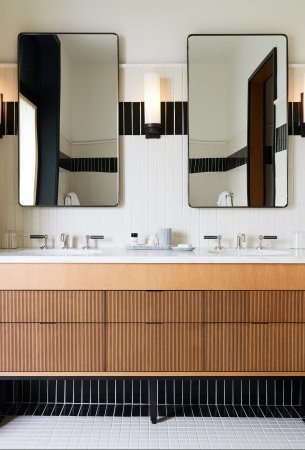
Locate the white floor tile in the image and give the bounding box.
[0,416,304,449]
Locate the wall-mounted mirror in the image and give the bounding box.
[188,34,288,208]
[18,33,119,206]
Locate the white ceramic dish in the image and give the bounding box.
[171,246,195,251]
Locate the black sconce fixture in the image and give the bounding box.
[144,73,161,139]
[0,94,3,138]
[301,92,305,138]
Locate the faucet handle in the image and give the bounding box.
[83,235,104,250]
[257,234,277,250]
[30,234,48,250]
[204,235,223,250]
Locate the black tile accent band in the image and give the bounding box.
[0,100,298,139]
[59,152,118,173]
[189,147,247,174]
[119,101,188,136]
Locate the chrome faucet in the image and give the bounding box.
[83,235,104,250]
[30,234,48,249]
[60,233,69,249]
[257,235,277,250]
[236,233,246,250]
[204,235,223,250]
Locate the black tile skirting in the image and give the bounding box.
[4,378,302,408]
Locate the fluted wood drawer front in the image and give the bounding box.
[0,291,105,322]
[202,291,305,322]
[0,324,105,371]
[106,291,204,322]
[106,324,205,371]
[204,324,305,372]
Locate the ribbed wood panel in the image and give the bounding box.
[204,324,305,372]
[106,324,205,372]
[202,291,305,323]
[106,291,204,322]
[0,324,105,371]
[0,291,105,322]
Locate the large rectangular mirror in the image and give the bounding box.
[188,34,288,208]
[18,33,119,206]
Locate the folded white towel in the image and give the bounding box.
[64,192,80,206]
[217,191,232,207]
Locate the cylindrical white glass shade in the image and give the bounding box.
[144,72,161,124]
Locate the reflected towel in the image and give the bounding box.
[217,191,232,207]
[64,192,80,206]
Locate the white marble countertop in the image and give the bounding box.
[0,247,305,263]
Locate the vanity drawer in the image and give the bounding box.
[106,323,205,372]
[106,291,204,323]
[202,291,305,323]
[0,291,105,322]
[204,323,305,372]
[0,323,105,372]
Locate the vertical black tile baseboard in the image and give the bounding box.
[7,378,302,407]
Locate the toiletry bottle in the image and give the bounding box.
[130,233,138,245]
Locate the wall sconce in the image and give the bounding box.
[144,72,161,139]
[0,94,3,138]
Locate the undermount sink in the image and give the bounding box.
[16,248,103,256]
[208,248,292,256]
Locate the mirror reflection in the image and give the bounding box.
[18,33,119,207]
[188,34,288,208]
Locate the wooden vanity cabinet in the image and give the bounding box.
[0,289,305,374]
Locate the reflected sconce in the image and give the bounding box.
[0,94,3,138]
[144,72,161,139]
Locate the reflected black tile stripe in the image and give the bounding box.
[119,102,124,135]
[293,102,301,135]
[165,102,174,135]
[175,102,183,135]
[275,123,287,152]
[6,102,14,135]
[14,102,18,135]
[132,102,140,135]
[140,102,145,135]
[160,102,166,135]
[183,102,188,135]
[59,157,118,173]
[288,102,293,135]
[124,102,132,135]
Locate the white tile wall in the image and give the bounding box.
[0,64,304,250]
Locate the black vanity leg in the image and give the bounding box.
[150,379,158,424]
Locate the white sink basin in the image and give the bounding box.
[208,248,291,256]
[16,248,103,256]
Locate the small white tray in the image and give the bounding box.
[171,246,195,251]
[126,244,172,250]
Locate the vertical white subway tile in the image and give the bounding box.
[0,65,303,251]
